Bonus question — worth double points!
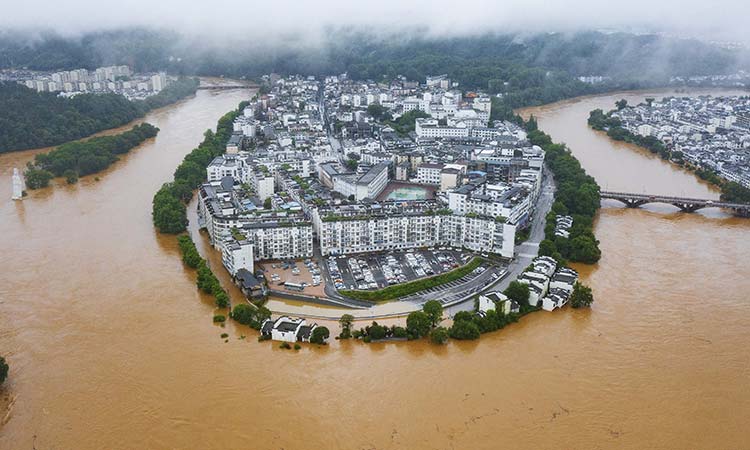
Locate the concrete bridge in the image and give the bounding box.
[197,84,258,90]
[600,191,750,216]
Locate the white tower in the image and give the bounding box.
[12,168,24,200]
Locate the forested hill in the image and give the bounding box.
[0,77,198,153]
[1,29,745,85]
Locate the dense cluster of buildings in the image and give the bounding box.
[668,70,750,88]
[11,65,170,100]
[517,256,578,311]
[197,73,548,296]
[612,96,750,187]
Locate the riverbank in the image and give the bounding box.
[588,99,750,205]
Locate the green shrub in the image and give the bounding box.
[449,320,481,340]
[430,327,449,344]
[310,326,330,345]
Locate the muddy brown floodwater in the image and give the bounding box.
[1,87,749,449]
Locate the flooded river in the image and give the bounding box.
[0,87,748,449]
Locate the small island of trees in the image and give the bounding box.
[24,123,159,189]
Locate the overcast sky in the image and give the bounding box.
[2,0,749,43]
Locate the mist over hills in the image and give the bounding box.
[1,28,746,86]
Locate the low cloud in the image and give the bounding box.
[1,0,749,44]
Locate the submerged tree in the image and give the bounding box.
[339,314,354,339]
[570,282,594,308]
[0,356,7,385]
[310,326,330,345]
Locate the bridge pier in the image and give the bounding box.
[623,199,647,208]
[675,203,700,213]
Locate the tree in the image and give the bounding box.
[368,322,387,340]
[214,290,230,308]
[391,326,408,338]
[449,320,480,340]
[367,103,387,120]
[24,168,54,189]
[422,300,443,328]
[339,314,354,339]
[570,282,594,308]
[430,327,449,344]
[263,197,272,209]
[63,169,78,184]
[310,326,330,344]
[255,306,272,325]
[0,356,7,385]
[152,184,188,233]
[539,239,557,256]
[503,281,530,305]
[568,235,601,264]
[406,311,431,339]
[453,311,474,323]
[230,303,256,325]
[615,99,628,110]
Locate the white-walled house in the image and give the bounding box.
[263,316,306,343]
[477,293,497,315]
[542,288,572,311]
[549,268,578,292]
[478,291,520,315]
[525,281,546,307]
[261,316,320,343]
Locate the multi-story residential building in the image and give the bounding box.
[322,161,390,201]
[447,180,534,226]
[251,168,276,201]
[221,238,254,276]
[416,163,444,185]
[197,183,313,261]
[415,119,470,139]
[207,155,248,182]
[315,202,516,258]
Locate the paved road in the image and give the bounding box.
[445,167,556,316]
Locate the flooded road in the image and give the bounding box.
[0,87,748,449]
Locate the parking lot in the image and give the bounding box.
[326,249,473,291]
[261,259,326,297]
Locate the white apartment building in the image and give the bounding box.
[221,238,255,276]
[252,171,276,202]
[206,155,248,182]
[326,161,390,201]
[316,208,516,258]
[415,118,470,139]
[417,163,444,185]
[448,181,532,226]
[198,183,314,261]
[241,223,314,260]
